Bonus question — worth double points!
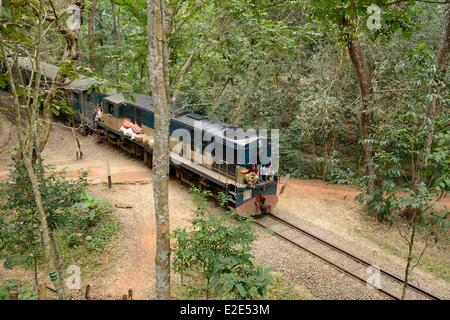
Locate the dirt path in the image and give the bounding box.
[0,119,191,299]
[82,182,194,300]
[0,118,152,184]
[38,125,194,299]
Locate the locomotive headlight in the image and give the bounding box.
[243,190,252,201]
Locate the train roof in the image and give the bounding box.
[173,113,261,147]
[16,56,98,91]
[104,93,178,113]
[104,93,153,109]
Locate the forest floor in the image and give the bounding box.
[0,115,449,300]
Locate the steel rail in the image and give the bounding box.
[255,213,441,300]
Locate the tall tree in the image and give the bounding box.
[147,0,171,299]
[308,0,420,217]
[0,1,66,299]
[111,0,122,84]
[39,0,84,151]
[400,5,450,300]
[346,38,375,199]
[88,0,97,68]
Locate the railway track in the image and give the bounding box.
[254,213,441,300]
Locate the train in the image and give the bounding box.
[4,56,279,216]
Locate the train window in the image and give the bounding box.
[190,129,196,152]
[107,103,114,115]
[72,92,80,110]
[136,109,142,126]
[119,104,125,118]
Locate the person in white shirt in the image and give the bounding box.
[260,159,273,182]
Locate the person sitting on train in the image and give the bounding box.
[245,164,259,188]
[94,105,103,122]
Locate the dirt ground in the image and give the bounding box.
[271,180,450,299]
[0,116,152,184]
[1,115,449,299]
[77,182,195,300]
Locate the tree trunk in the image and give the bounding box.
[0,10,66,299]
[24,158,65,299]
[33,253,39,293]
[25,45,66,299]
[111,0,121,84]
[435,8,450,74]
[147,0,171,300]
[171,49,195,105]
[26,67,65,299]
[88,0,97,69]
[347,41,375,202]
[401,216,417,300]
[311,137,317,177]
[162,0,172,103]
[40,1,83,152]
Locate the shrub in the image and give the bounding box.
[0,163,118,273]
[173,188,273,300]
[0,280,37,300]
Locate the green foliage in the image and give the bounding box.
[173,188,273,299]
[355,40,449,224]
[2,0,448,228]
[73,1,447,190]
[59,194,117,252]
[308,0,420,43]
[212,263,273,299]
[173,271,311,300]
[429,132,450,194]
[0,162,118,271]
[0,280,37,301]
[0,73,7,89]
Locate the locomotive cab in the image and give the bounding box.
[170,112,278,216]
[233,136,279,216]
